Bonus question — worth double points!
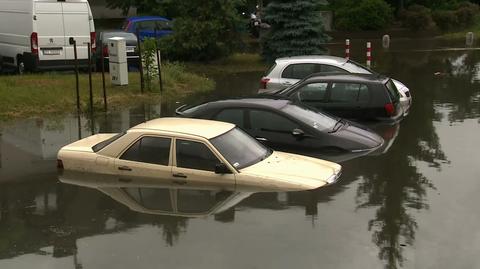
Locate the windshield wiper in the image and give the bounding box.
[329,119,344,133]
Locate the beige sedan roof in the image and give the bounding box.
[129,117,235,139]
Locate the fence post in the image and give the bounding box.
[382,35,390,49]
[87,42,95,135]
[366,42,372,68]
[100,43,107,111]
[466,32,474,47]
[136,29,145,94]
[345,39,350,60]
[69,37,81,139]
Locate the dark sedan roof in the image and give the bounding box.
[201,97,294,110]
[303,73,389,84]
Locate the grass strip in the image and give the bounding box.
[0,62,214,121]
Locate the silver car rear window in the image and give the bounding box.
[265,63,277,76]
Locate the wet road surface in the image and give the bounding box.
[0,38,479,269]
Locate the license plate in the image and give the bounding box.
[42,49,61,55]
[126,47,135,53]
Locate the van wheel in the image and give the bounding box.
[17,57,25,75]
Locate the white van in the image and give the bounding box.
[0,0,95,73]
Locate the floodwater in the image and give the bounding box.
[1,38,479,269]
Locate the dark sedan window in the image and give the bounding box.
[282,63,321,79]
[321,65,348,74]
[120,136,171,165]
[214,109,245,128]
[176,140,219,172]
[295,82,328,102]
[281,104,337,130]
[330,83,370,103]
[249,109,298,132]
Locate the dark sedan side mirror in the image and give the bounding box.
[215,163,232,174]
[292,128,305,138]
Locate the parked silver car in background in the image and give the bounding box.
[258,55,412,116]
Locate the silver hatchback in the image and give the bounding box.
[258,55,412,116]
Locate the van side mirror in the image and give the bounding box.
[215,163,232,174]
[292,128,305,138]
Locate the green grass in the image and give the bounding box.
[0,62,214,121]
[186,53,269,75]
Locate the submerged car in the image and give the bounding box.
[259,55,412,116]
[176,97,383,158]
[271,74,404,122]
[57,118,342,191]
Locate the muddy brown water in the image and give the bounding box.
[0,38,479,269]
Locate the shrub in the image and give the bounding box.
[429,2,479,31]
[432,10,458,30]
[141,38,158,91]
[158,0,241,61]
[334,0,393,31]
[455,2,479,27]
[402,4,434,31]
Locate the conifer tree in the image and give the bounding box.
[262,0,329,62]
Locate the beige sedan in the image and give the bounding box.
[57,118,342,191]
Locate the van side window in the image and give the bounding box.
[330,83,370,103]
[282,64,321,79]
[121,137,171,165]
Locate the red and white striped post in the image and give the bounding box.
[345,39,350,60]
[366,42,372,68]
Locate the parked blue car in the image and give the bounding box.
[122,16,173,40]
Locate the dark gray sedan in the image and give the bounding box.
[176,97,384,161]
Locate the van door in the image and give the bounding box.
[61,2,91,60]
[34,2,66,61]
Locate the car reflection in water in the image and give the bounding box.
[59,171,259,218]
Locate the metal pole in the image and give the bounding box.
[101,44,107,111]
[87,43,94,135]
[155,28,163,93]
[70,37,81,139]
[136,29,145,93]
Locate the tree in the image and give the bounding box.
[105,0,169,16]
[261,0,329,62]
[159,0,242,61]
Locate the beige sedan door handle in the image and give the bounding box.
[118,166,132,171]
[173,173,187,178]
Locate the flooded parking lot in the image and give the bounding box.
[0,38,479,269]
